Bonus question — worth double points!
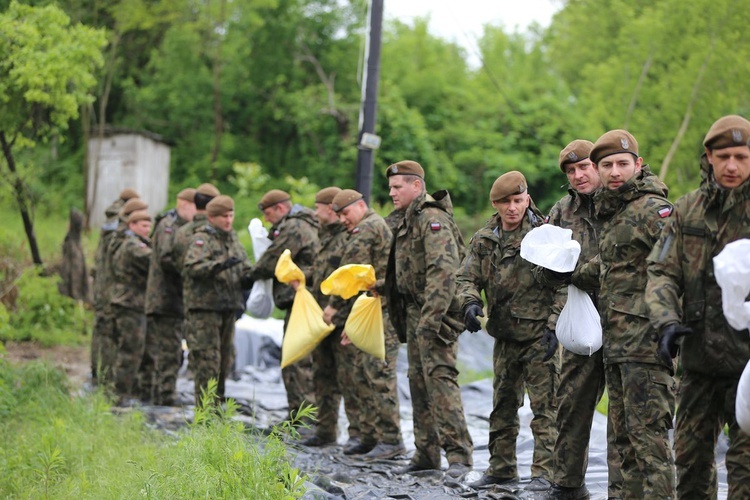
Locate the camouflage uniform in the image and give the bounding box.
[646,158,750,499]
[572,167,676,498]
[142,209,190,405]
[330,209,402,447]
[59,208,89,302]
[246,205,319,420]
[172,213,209,274]
[457,208,560,481]
[385,190,473,468]
[183,223,249,405]
[110,230,152,398]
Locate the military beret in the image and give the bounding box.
[177,188,197,202]
[121,198,148,217]
[559,140,595,172]
[207,195,235,216]
[127,209,152,224]
[590,130,639,164]
[315,187,342,205]
[703,115,750,150]
[385,160,424,179]
[490,171,527,202]
[258,189,291,210]
[196,183,221,198]
[119,188,139,201]
[331,189,364,213]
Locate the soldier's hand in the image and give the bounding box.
[658,323,693,366]
[218,256,243,272]
[340,331,352,346]
[323,305,337,325]
[545,268,573,285]
[463,303,484,333]
[542,328,558,362]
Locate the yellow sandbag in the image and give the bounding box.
[281,287,335,368]
[275,249,305,285]
[320,264,376,300]
[344,293,385,359]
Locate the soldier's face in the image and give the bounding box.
[129,220,152,238]
[263,204,284,224]
[492,193,530,231]
[706,145,750,189]
[210,211,235,232]
[388,175,422,210]
[314,203,338,225]
[177,199,196,222]
[596,153,642,190]
[338,200,367,231]
[565,159,601,194]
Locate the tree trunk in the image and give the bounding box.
[623,54,653,130]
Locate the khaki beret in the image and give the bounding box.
[590,130,639,164]
[258,189,291,210]
[703,115,750,150]
[385,160,424,179]
[121,198,148,217]
[315,187,342,205]
[490,171,528,202]
[119,188,139,201]
[559,140,595,172]
[331,189,364,213]
[207,195,235,216]
[196,183,220,198]
[177,188,196,202]
[127,209,152,224]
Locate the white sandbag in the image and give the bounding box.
[713,239,750,331]
[737,361,750,433]
[248,218,272,259]
[556,285,602,356]
[520,224,581,272]
[245,218,275,318]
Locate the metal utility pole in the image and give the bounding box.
[355,0,383,204]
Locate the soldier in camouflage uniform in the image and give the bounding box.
[646,115,750,499]
[59,208,89,303]
[183,195,251,405]
[457,171,560,492]
[171,183,221,275]
[571,130,676,499]
[383,160,473,479]
[110,210,153,401]
[245,189,320,423]
[141,188,196,405]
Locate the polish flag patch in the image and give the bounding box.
[195,239,204,246]
[430,222,442,231]
[657,206,673,218]
[352,227,360,234]
[273,230,280,237]
[165,227,173,234]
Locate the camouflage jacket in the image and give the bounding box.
[647,170,750,377]
[311,221,349,318]
[385,190,466,343]
[572,167,673,366]
[92,199,125,310]
[457,208,557,341]
[172,213,209,273]
[110,231,152,311]
[247,205,320,310]
[183,224,250,313]
[145,209,190,317]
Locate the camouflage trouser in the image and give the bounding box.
[282,309,316,421]
[186,310,235,406]
[112,305,147,398]
[91,312,115,383]
[140,314,184,405]
[339,341,362,439]
[405,303,473,467]
[675,370,750,499]
[311,327,345,440]
[606,362,675,499]
[553,348,623,495]
[488,336,560,480]
[354,313,402,445]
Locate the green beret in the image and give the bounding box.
[196,183,221,198]
[119,188,139,201]
[490,171,527,202]
[703,115,750,150]
[258,189,291,211]
[559,140,594,172]
[177,188,196,202]
[207,195,235,216]
[315,187,341,205]
[590,130,639,164]
[385,160,424,179]
[121,198,148,217]
[127,209,152,224]
[331,189,364,213]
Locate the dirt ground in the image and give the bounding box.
[2,341,91,389]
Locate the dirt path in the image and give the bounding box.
[2,341,91,389]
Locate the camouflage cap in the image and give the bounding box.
[490,171,527,202]
[127,209,152,224]
[177,188,196,202]
[196,183,220,198]
[331,189,363,213]
[258,189,290,210]
[315,187,342,205]
[121,198,148,217]
[385,160,424,179]
[703,115,750,150]
[119,188,139,201]
[559,139,594,172]
[590,130,639,164]
[207,195,235,216]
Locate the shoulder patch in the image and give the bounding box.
[139,242,147,248]
[544,215,550,223]
[657,205,673,218]
[430,222,442,232]
[195,239,204,246]
[351,227,360,234]
[273,229,280,238]
[165,227,173,234]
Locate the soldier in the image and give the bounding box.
[183,195,251,405]
[457,171,560,492]
[646,115,750,499]
[383,160,473,479]
[110,209,153,402]
[171,183,221,273]
[141,188,197,405]
[324,189,405,460]
[571,130,675,498]
[245,189,319,424]
[59,208,89,303]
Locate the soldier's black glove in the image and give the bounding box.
[217,256,243,272]
[463,303,484,333]
[542,328,558,362]
[657,323,693,366]
[545,268,573,285]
